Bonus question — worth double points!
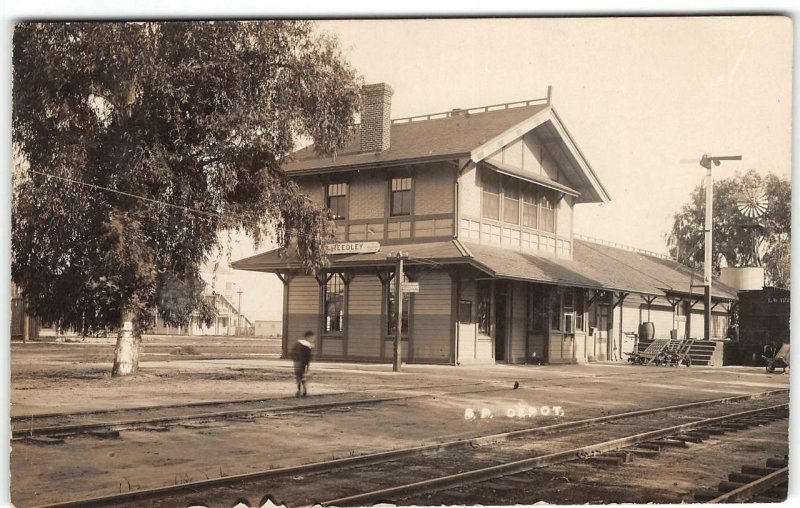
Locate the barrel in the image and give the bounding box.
[639,322,655,341]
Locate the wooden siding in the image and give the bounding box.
[557,195,573,239]
[346,274,383,357]
[297,177,324,208]
[542,148,559,182]
[286,275,320,352]
[459,162,482,218]
[488,131,551,175]
[412,271,453,360]
[415,162,455,215]
[349,173,386,220]
[322,337,345,357]
[510,281,527,363]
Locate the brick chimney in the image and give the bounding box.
[360,83,394,152]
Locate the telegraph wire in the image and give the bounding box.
[24,169,446,268]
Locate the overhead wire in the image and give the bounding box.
[24,168,444,268]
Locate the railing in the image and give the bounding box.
[390,96,550,124]
[573,233,675,260]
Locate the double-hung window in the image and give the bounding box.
[481,173,501,221]
[326,183,348,220]
[540,191,556,233]
[503,182,520,224]
[521,186,539,229]
[390,177,412,216]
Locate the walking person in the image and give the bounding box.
[292,331,314,397]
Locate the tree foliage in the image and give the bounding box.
[12,21,362,336]
[666,170,790,288]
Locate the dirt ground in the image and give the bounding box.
[9,336,791,507]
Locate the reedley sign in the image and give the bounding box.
[329,242,381,255]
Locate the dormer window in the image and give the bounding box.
[326,183,348,220]
[390,177,412,216]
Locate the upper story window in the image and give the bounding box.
[540,192,556,233]
[503,181,520,225]
[481,173,501,221]
[521,186,539,229]
[390,177,412,216]
[483,171,559,236]
[326,183,348,220]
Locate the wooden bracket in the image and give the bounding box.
[376,271,392,285]
[275,271,294,286]
[613,292,629,308]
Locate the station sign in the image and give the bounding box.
[400,282,420,293]
[329,241,381,255]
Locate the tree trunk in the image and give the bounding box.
[112,313,141,377]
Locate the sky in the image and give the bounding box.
[217,16,793,321]
[0,13,794,323]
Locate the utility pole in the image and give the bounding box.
[237,288,243,336]
[389,251,408,372]
[698,154,741,341]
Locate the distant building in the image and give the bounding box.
[255,320,282,337]
[150,292,249,336]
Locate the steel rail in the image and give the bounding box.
[13,383,537,440]
[322,403,789,506]
[34,392,788,508]
[12,394,413,440]
[12,368,706,424]
[18,370,755,439]
[706,466,788,503]
[10,380,488,423]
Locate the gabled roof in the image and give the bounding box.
[283,98,610,204]
[284,103,549,174]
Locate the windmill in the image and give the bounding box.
[735,183,768,266]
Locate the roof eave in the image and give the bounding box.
[549,107,612,204]
[283,153,468,176]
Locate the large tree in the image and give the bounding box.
[12,21,362,375]
[666,170,790,288]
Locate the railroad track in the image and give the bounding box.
[34,390,788,508]
[696,456,789,503]
[13,369,726,440]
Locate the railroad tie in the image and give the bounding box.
[765,458,788,469]
[742,466,779,476]
[603,451,634,463]
[669,435,704,444]
[624,447,660,458]
[648,438,688,448]
[586,455,624,466]
[728,472,762,483]
[692,489,720,502]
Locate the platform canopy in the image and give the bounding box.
[232,238,737,302]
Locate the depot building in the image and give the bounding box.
[232,84,737,365]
